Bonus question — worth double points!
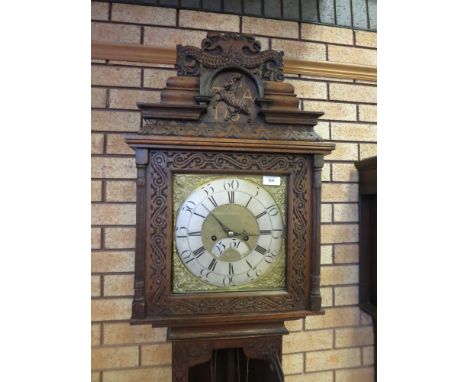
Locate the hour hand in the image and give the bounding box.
[238,230,257,241]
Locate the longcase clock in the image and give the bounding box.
[126,32,335,382]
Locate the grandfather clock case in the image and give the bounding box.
[126,32,335,382]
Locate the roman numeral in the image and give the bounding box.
[245,196,252,207]
[193,246,206,258]
[207,196,218,208]
[229,263,234,275]
[193,212,206,219]
[208,258,217,271]
[245,259,254,269]
[265,252,277,264]
[227,191,235,203]
[255,245,267,255]
[266,204,279,216]
[188,231,201,236]
[259,230,272,235]
[223,275,234,286]
[256,211,267,219]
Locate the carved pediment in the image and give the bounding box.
[137,32,325,141]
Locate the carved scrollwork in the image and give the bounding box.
[147,150,309,316]
[176,32,284,81]
[148,152,170,308]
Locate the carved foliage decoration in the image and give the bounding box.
[147,150,310,316]
[139,120,323,141]
[176,32,284,81]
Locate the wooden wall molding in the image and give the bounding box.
[91,41,377,82]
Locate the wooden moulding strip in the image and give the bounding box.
[126,135,336,155]
[91,41,377,82]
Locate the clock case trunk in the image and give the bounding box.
[125,32,335,381]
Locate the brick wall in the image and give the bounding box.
[91,2,377,381]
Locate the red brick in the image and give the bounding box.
[92,2,109,21]
[243,17,298,38]
[180,10,239,32]
[321,265,359,285]
[334,244,359,264]
[91,66,141,87]
[92,87,107,108]
[104,274,134,296]
[92,157,136,179]
[103,322,166,345]
[92,22,141,44]
[104,227,135,249]
[106,134,134,155]
[92,346,138,370]
[91,228,101,250]
[91,251,134,273]
[143,69,178,89]
[306,348,361,372]
[92,110,141,132]
[106,181,136,202]
[141,343,172,366]
[103,367,171,382]
[91,133,105,154]
[91,203,136,225]
[305,307,360,329]
[91,180,103,202]
[109,89,160,110]
[91,298,132,321]
[112,3,176,26]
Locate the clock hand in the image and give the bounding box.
[210,212,241,237]
[231,230,258,241]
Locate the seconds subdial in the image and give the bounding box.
[211,238,250,261]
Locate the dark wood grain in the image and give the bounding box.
[125,32,335,382]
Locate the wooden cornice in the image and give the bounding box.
[91,41,377,82]
[126,135,336,156]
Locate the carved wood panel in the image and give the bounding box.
[172,335,282,382]
[143,150,312,318]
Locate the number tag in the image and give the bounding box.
[263,176,280,186]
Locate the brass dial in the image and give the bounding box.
[174,177,284,287]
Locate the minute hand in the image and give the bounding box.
[210,213,240,236]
